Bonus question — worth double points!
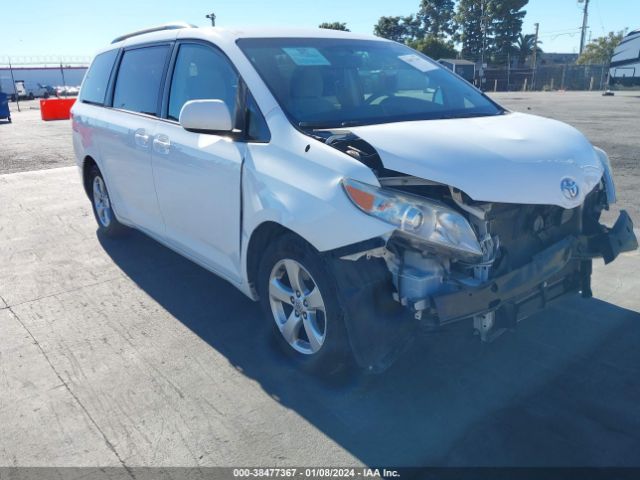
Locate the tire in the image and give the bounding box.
[258,233,353,376]
[88,165,127,237]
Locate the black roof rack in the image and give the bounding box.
[111,22,197,44]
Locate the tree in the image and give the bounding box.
[486,0,528,64]
[417,0,456,39]
[576,31,625,65]
[454,0,484,62]
[410,37,459,59]
[454,0,528,64]
[373,15,422,43]
[318,22,349,32]
[513,33,542,66]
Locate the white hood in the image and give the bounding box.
[349,112,603,209]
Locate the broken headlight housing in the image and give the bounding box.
[342,178,483,260]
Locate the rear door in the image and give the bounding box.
[99,44,170,235]
[151,41,246,280]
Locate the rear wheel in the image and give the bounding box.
[88,165,127,237]
[258,234,352,375]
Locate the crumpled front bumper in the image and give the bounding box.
[329,210,637,373]
[431,210,638,325]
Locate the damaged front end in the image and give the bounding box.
[318,130,638,372]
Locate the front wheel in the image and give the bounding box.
[88,165,127,237]
[258,234,353,376]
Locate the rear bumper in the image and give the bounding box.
[431,210,638,326]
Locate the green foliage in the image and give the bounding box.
[576,31,625,65]
[374,0,528,65]
[486,0,528,64]
[454,0,484,61]
[513,33,542,66]
[410,36,459,59]
[417,0,456,39]
[373,15,422,43]
[453,0,528,63]
[318,22,350,32]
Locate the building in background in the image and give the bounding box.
[438,59,476,83]
[0,56,89,97]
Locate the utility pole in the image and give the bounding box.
[206,12,216,27]
[479,0,487,89]
[531,22,539,90]
[578,0,590,54]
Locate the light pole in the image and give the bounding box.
[206,12,216,27]
[8,57,20,112]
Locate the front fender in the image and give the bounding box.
[239,136,395,294]
[241,139,394,248]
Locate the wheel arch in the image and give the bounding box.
[81,155,98,198]
[244,221,314,299]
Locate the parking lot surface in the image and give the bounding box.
[1,100,75,174]
[1,92,639,468]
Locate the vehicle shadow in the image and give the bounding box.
[99,230,640,467]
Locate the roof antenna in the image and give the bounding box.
[206,12,216,26]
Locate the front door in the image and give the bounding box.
[151,42,245,281]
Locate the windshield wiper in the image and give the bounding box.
[438,110,505,120]
[298,120,363,129]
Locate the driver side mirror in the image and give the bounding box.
[179,99,233,134]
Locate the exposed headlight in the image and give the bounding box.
[342,178,483,259]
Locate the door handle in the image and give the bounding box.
[134,129,150,148]
[153,134,171,154]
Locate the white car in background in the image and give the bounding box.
[55,85,80,97]
[72,23,637,375]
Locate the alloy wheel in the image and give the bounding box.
[268,259,327,355]
[92,176,112,228]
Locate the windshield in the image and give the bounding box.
[237,38,503,129]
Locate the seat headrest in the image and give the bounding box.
[290,67,325,99]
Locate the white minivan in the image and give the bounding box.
[72,23,637,374]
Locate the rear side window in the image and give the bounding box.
[113,46,169,115]
[79,49,118,105]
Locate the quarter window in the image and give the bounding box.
[79,49,118,105]
[168,44,239,121]
[113,46,169,115]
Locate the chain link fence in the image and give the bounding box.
[479,64,611,92]
[0,55,91,67]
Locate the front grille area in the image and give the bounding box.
[486,203,582,276]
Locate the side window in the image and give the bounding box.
[168,44,239,121]
[113,46,169,115]
[79,49,118,105]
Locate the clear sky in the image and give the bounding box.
[1,0,638,60]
